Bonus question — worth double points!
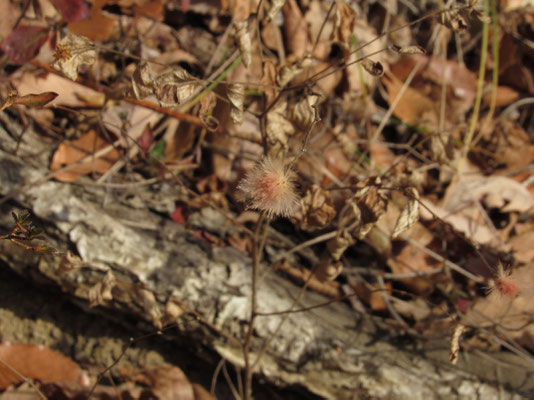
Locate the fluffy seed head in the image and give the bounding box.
[488,263,520,298]
[237,157,299,218]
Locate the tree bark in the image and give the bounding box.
[0,113,531,399]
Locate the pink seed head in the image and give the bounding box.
[489,263,520,298]
[237,157,299,218]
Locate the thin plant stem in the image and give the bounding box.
[456,0,489,174]
[243,213,269,400]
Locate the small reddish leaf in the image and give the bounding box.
[0,25,49,64]
[457,298,471,314]
[51,0,90,22]
[170,203,189,224]
[138,124,153,153]
[12,92,58,108]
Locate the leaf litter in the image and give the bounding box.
[2,0,534,397]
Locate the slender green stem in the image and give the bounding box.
[458,0,489,172]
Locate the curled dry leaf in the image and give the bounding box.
[88,270,116,307]
[361,59,384,77]
[234,20,252,67]
[392,187,420,239]
[154,68,201,107]
[315,254,343,282]
[227,83,245,125]
[438,8,468,31]
[326,229,354,260]
[340,179,388,240]
[265,101,295,155]
[277,55,314,87]
[333,1,357,47]
[52,33,96,81]
[199,90,218,130]
[136,287,163,329]
[132,62,154,99]
[287,94,318,131]
[449,323,467,364]
[391,44,425,55]
[300,184,336,232]
[266,0,286,21]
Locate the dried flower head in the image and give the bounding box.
[487,263,520,298]
[237,156,299,218]
[51,33,96,81]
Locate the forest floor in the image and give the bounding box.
[1,0,534,399]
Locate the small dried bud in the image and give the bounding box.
[237,157,299,218]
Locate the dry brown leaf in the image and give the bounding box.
[50,130,121,182]
[382,71,437,126]
[438,7,468,31]
[300,184,336,231]
[0,2,22,40]
[352,281,391,311]
[326,229,354,261]
[287,94,318,131]
[234,20,252,68]
[283,0,309,57]
[0,344,87,389]
[390,44,425,55]
[261,60,278,104]
[387,222,441,295]
[444,175,534,214]
[333,2,357,47]
[228,83,245,125]
[67,0,118,41]
[277,55,314,87]
[265,101,295,156]
[267,0,286,21]
[132,62,154,99]
[350,180,388,239]
[88,270,116,307]
[154,68,201,107]
[315,255,343,282]
[391,55,477,117]
[483,85,520,107]
[199,91,218,130]
[509,229,534,264]
[51,33,96,81]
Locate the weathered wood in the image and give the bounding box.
[0,113,531,399]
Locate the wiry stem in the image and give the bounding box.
[242,213,269,399]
